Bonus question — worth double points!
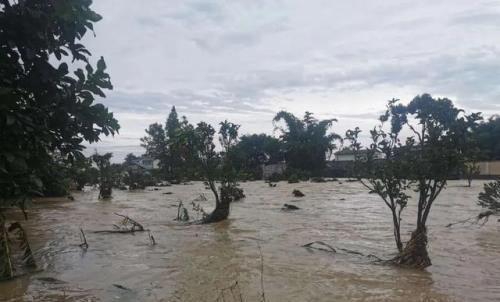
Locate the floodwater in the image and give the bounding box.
[0,180,499,302]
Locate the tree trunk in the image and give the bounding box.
[394,227,431,269]
[202,199,230,223]
[391,210,403,253]
[202,180,230,224]
[0,219,13,280]
[99,184,112,199]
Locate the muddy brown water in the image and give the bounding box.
[0,180,499,301]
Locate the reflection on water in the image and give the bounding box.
[0,180,499,301]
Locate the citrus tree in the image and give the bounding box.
[346,94,481,268]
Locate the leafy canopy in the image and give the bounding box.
[0,0,119,205]
[346,94,481,260]
[273,111,340,172]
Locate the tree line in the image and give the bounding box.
[139,107,343,182]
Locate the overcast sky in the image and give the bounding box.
[83,0,500,161]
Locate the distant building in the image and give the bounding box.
[131,156,159,170]
[262,162,287,179]
[334,149,385,162]
[474,160,500,178]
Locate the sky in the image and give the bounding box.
[82,0,500,161]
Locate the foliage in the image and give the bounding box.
[285,168,311,181]
[273,111,340,173]
[141,123,167,163]
[346,126,412,253]
[91,152,113,199]
[474,115,500,160]
[69,155,95,190]
[478,180,500,211]
[287,174,299,184]
[122,154,155,190]
[0,0,119,208]
[218,121,245,202]
[463,163,480,187]
[38,155,72,197]
[268,173,283,183]
[124,153,139,166]
[141,107,191,180]
[232,134,284,179]
[174,120,244,223]
[346,94,481,268]
[0,0,118,281]
[310,177,326,183]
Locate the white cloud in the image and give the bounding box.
[83,0,500,161]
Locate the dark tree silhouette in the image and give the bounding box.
[0,0,119,280]
[273,111,340,174]
[92,152,113,199]
[474,115,500,160]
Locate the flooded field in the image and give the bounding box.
[0,180,499,302]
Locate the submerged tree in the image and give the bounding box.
[182,120,243,223]
[463,163,481,188]
[232,134,284,179]
[346,94,481,268]
[69,156,95,191]
[92,153,114,199]
[218,121,245,202]
[122,153,152,190]
[273,111,340,174]
[0,0,118,279]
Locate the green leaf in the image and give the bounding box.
[97,57,106,71]
[58,62,69,75]
[75,69,85,82]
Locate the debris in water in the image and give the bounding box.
[282,203,300,210]
[292,189,305,197]
[113,284,131,291]
[79,228,88,250]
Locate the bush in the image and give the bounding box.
[221,184,246,202]
[268,173,284,182]
[285,168,310,181]
[310,177,326,183]
[287,174,299,183]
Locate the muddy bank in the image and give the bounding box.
[0,180,499,301]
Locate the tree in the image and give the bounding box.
[180,120,243,223]
[232,134,284,178]
[122,153,151,190]
[474,115,500,160]
[167,115,200,180]
[141,107,186,180]
[346,94,481,268]
[165,107,184,179]
[91,152,113,199]
[124,153,139,166]
[218,120,245,202]
[38,153,72,196]
[0,0,119,280]
[140,123,167,172]
[463,163,480,187]
[273,111,340,173]
[68,156,94,191]
[193,122,223,222]
[166,106,180,139]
